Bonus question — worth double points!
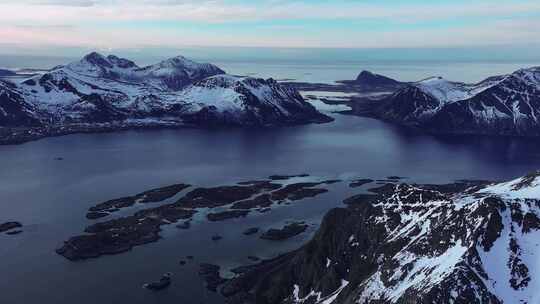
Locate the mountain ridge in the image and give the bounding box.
[222,172,540,304]
[371,66,540,136]
[335,70,405,91]
[354,70,402,87]
[0,52,331,144]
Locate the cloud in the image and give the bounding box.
[3,1,540,23]
[13,24,77,30]
[20,0,221,7]
[0,1,539,48]
[23,0,97,6]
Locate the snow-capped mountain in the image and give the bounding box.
[178,75,331,125]
[40,52,226,91]
[223,172,540,304]
[373,67,540,136]
[0,52,331,144]
[135,55,226,91]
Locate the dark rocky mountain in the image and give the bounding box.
[335,70,404,92]
[223,172,540,304]
[0,52,331,144]
[354,70,401,87]
[372,67,540,136]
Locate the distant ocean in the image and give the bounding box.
[1,46,539,84]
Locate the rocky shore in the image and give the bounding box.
[86,183,190,218]
[218,177,540,304]
[199,264,227,292]
[53,171,515,303]
[57,207,197,260]
[57,174,336,260]
[0,221,22,234]
[348,178,373,188]
[207,210,250,221]
[0,122,188,146]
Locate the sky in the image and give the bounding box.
[1,0,540,51]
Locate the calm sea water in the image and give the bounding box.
[2,47,540,83]
[2,58,540,303]
[216,60,540,84]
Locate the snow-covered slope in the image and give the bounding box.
[0,80,42,127]
[224,172,540,304]
[137,55,226,91]
[177,75,330,125]
[0,52,331,143]
[37,52,225,90]
[375,67,540,136]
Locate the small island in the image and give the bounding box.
[260,222,309,241]
[56,175,337,260]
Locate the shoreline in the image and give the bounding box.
[0,115,333,146]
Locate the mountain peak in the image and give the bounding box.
[418,76,446,83]
[83,51,104,59]
[412,77,475,103]
[511,66,540,85]
[82,52,111,68]
[517,66,540,73]
[138,55,226,90]
[479,170,540,199]
[156,55,197,68]
[373,65,540,136]
[355,70,400,86]
[358,70,374,76]
[106,55,138,69]
[79,52,139,70]
[170,55,189,61]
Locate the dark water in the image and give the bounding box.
[2,113,540,303]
